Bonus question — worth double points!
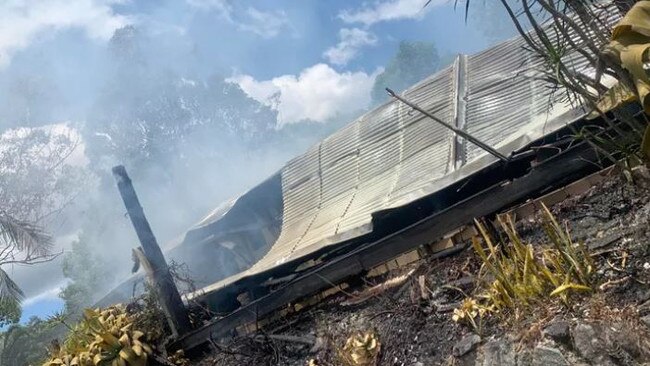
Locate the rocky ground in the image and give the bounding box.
[197,170,650,366]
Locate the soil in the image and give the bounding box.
[195,171,650,366]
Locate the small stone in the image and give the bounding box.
[516,349,533,366]
[309,336,326,353]
[435,302,462,313]
[481,338,515,366]
[572,323,598,358]
[543,320,570,344]
[572,323,615,366]
[644,262,650,270]
[636,289,650,304]
[452,334,481,357]
[532,345,568,366]
[641,315,650,328]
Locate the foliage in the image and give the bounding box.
[78,25,305,250]
[454,204,595,328]
[0,213,54,316]
[0,126,86,222]
[0,125,87,318]
[129,284,169,345]
[42,305,153,366]
[597,1,650,163]
[371,41,440,105]
[0,316,64,366]
[0,297,21,327]
[60,238,111,315]
[85,26,279,177]
[435,1,649,170]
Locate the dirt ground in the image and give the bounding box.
[197,170,650,366]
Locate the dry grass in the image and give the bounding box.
[453,203,596,331]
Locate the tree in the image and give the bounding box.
[0,127,85,324]
[59,238,110,314]
[0,316,63,366]
[79,25,283,246]
[0,210,54,321]
[0,298,20,327]
[371,41,440,105]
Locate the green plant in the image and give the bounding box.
[42,305,153,366]
[456,203,594,324]
[440,1,649,171]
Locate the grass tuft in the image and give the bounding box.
[454,203,595,331]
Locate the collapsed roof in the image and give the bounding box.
[180,9,620,300]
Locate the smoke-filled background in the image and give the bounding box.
[0,0,516,322]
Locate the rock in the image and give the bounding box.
[532,345,568,366]
[309,336,326,353]
[515,349,533,366]
[635,289,650,306]
[588,232,623,250]
[445,277,475,292]
[572,323,615,366]
[452,334,481,357]
[543,320,570,344]
[480,338,515,366]
[640,299,650,316]
[641,315,650,328]
[435,301,462,313]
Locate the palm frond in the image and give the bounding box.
[0,268,24,305]
[0,214,52,256]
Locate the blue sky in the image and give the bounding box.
[0,0,514,127]
[0,0,515,323]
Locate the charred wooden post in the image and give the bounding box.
[112,165,192,337]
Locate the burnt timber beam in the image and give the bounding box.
[113,165,192,337]
[172,138,604,352]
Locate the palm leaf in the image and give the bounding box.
[0,268,24,305]
[0,214,52,256]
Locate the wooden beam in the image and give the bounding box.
[112,165,192,336]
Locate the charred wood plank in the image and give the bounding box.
[113,165,192,336]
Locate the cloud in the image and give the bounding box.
[228,64,381,126]
[0,0,130,68]
[238,7,291,39]
[185,0,230,12]
[324,28,378,66]
[339,0,441,26]
[22,280,68,307]
[186,1,290,38]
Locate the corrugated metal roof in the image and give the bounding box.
[185,8,620,296]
